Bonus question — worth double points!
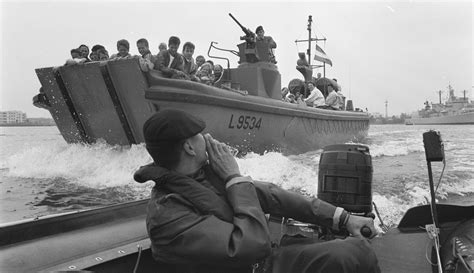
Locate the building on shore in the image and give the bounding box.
[0,111,27,124]
[0,111,55,126]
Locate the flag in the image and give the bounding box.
[314,44,332,66]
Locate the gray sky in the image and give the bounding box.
[1,0,472,118]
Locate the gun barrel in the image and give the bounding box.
[228,13,247,33]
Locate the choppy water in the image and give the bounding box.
[1,124,473,227]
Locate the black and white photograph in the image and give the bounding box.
[1,1,473,272]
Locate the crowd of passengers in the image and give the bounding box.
[65,36,224,86]
[281,74,346,111]
[67,36,345,110]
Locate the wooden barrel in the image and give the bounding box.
[318,144,373,213]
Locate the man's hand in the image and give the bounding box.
[345,215,378,239]
[204,134,240,182]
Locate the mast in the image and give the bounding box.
[307,15,312,66]
[438,90,442,104]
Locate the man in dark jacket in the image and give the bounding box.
[153,36,187,79]
[134,109,380,273]
[255,25,277,63]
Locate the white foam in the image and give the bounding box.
[3,136,472,226]
[239,151,321,196]
[5,141,152,188]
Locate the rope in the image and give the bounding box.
[425,239,438,266]
[435,158,446,194]
[372,202,389,232]
[133,245,143,273]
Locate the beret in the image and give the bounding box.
[143,109,206,145]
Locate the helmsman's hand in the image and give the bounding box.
[204,134,240,182]
[346,215,378,239]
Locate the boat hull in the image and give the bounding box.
[145,75,369,154]
[33,59,369,154]
[407,112,474,125]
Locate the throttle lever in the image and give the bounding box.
[360,212,376,238]
[360,226,372,238]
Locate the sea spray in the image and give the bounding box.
[1,124,473,225]
[5,141,152,189]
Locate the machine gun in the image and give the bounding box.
[229,13,256,44]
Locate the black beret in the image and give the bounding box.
[256,26,264,33]
[143,109,206,145]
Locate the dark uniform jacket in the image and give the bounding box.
[134,163,338,272]
[154,50,185,78]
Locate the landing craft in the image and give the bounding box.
[32,14,368,155]
[1,131,472,272]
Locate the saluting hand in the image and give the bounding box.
[204,134,241,182]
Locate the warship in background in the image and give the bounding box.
[406,85,474,125]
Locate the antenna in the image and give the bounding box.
[385,100,388,118]
[422,130,445,273]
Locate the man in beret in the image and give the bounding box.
[255,25,277,63]
[134,109,380,273]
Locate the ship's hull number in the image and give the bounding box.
[228,114,262,130]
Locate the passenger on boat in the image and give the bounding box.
[91,44,105,53]
[195,55,206,68]
[90,45,107,61]
[296,52,309,67]
[286,93,296,103]
[89,51,99,61]
[255,25,277,63]
[97,48,109,61]
[78,44,91,62]
[281,87,289,100]
[312,72,322,85]
[158,42,167,53]
[295,90,305,105]
[337,89,346,110]
[333,79,346,110]
[136,38,156,72]
[110,39,133,60]
[304,82,326,107]
[70,48,82,59]
[153,36,187,79]
[182,42,200,81]
[135,109,380,273]
[196,62,214,85]
[325,85,343,110]
[213,64,224,83]
[64,48,87,65]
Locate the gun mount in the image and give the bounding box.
[229,13,256,44]
[229,13,261,63]
[229,13,277,65]
[224,13,281,99]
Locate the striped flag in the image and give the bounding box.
[314,44,332,66]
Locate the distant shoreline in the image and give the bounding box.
[0,124,56,127]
